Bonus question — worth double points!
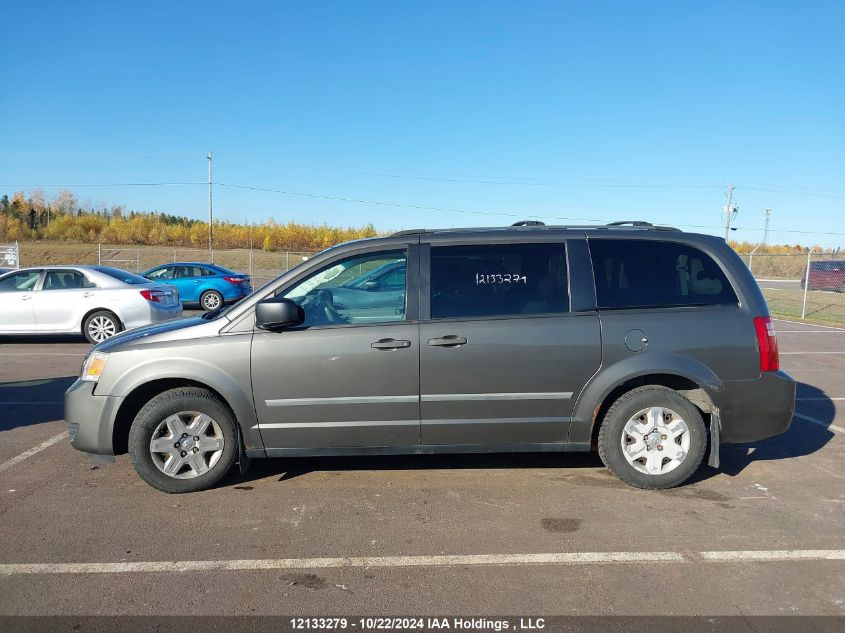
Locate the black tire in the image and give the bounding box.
[128,387,238,493]
[200,290,223,311]
[82,310,123,344]
[598,385,707,489]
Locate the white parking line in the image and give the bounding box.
[698,550,845,562]
[778,330,845,333]
[0,549,842,576]
[793,412,845,435]
[0,353,85,357]
[0,432,68,474]
[781,352,845,355]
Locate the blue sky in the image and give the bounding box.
[1,1,843,246]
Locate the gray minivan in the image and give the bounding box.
[65,221,795,493]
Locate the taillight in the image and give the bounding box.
[753,316,779,372]
[223,276,246,284]
[140,289,166,303]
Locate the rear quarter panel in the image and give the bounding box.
[570,232,777,444]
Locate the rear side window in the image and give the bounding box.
[589,239,738,309]
[43,270,96,290]
[430,242,568,319]
[93,266,149,285]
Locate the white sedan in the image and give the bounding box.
[0,265,183,343]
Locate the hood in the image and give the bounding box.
[94,316,218,353]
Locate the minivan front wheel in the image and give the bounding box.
[128,387,238,493]
[598,386,706,489]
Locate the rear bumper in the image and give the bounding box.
[122,302,183,330]
[64,379,123,455]
[720,370,796,443]
[221,284,252,301]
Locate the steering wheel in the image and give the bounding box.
[300,289,346,325]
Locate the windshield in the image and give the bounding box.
[93,266,150,285]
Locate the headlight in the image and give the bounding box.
[81,352,109,382]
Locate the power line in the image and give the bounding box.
[0,182,205,187]
[2,180,844,237]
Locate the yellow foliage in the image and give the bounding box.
[0,207,383,251]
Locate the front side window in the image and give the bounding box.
[146,267,174,280]
[589,239,738,309]
[430,242,568,319]
[0,270,41,292]
[43,270,95,290]
[280,250,407,327]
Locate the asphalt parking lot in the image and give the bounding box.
[0,318,842,620]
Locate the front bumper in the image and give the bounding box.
[64,379,124,455]
[720,370,796,443]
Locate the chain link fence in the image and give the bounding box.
[0,241,19,269]
[19,243,316,290]
[739,251,845,326]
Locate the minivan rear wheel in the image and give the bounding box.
[128,387,238,493]
[598,386,706,489]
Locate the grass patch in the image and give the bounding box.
[761,287,845,325]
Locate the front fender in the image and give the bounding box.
[97,343,262,451]
[569,352,725,444]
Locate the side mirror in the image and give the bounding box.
[361,280,380,290]
[255,297,304,330]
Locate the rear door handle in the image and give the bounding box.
[427,335,467,347]
[83,291,95,297]
[371,338,411,350]
[21,295,32,301]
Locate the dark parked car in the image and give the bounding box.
[66,220,795,493]
[801,260,845,292]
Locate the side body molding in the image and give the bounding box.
[568,352,725,445]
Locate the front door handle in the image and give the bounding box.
[427,335,467,347]
[371,338,411,350]
[83,291,95,297]
[21,295,32,301]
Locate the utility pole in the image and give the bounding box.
[207,151,213,259]
[723,183,738,241]
[763,208,771,245]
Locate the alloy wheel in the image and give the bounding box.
[202,292,221,310]
[88,316,117,342]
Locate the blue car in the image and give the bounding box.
[141,262,252,311]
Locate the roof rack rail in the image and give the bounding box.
[511,220,546,227]
[605,220,680,232]
[606,221,653,227]
[390,228,427,236]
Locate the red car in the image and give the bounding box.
[802,260,845,292]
